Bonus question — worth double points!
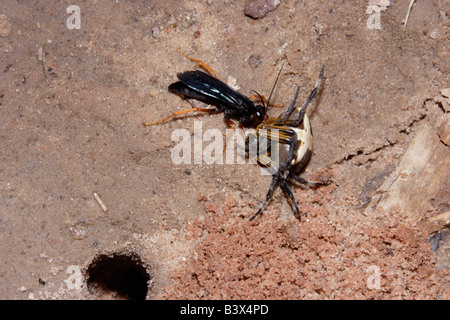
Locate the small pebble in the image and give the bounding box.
[248,54,262,68]
[152,26,160,39]
[244,0,280,19]
[429,232,442,252]
[69,221,88,240]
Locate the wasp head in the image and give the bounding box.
[253,104,267,123]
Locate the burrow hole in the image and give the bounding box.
[86,253,151,300]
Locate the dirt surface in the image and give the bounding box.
[0,0,448,299]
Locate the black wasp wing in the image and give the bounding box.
[173,70,253,111]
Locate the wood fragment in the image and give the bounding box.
[420,211,450,235]
[93,192,108,212]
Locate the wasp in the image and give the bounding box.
[143,49,283,129]
[246,65,327,221]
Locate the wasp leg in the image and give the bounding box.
[280,179,301,221]
[178,48,219,79]
[225,118,238,129]
[143,107,217,126]
[249,173,281,221]
[222,119,240,154]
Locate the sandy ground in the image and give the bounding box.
[0,0,448,299]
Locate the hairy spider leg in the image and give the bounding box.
[250,126,300,220]
[289,174,330,187]
[281,65,325,126]
[249,171,281,221]
[279,180,301,220]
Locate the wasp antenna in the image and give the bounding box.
[251,90,266,109]
[266,60,285,110]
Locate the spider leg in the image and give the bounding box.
[249,173,281,221]
[292,65,325,127]
[280,179,301,221]
[290,174,330,187]
[278,86,301,124]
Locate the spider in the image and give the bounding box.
[246,65,328,221]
